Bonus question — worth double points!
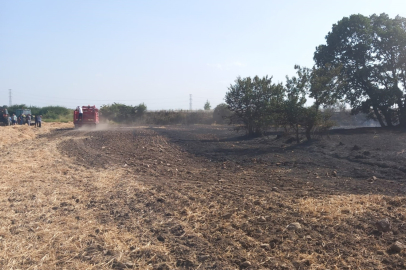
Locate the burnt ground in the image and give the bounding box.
[52,125,406,269]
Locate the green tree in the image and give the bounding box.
[204,100,211,110]
[213,103,233,124]
[134,103,147,117]
[100,103,134,122]
[309,64,344,111]
[282,69,309,142]
[39,106,71,119]
[6,104,27,116]
[314,13,406,127]
[100,103,147,122]
[281,65,336,141]
[225,76,285,136]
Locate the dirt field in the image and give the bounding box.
[1,123,406,269]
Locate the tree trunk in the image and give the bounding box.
[382,109,393,127]
[373,106,386,127]
[398,102,406,127]
[305,125,312,141]
[295,124,300,143]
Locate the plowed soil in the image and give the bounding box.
[1,124,406,269]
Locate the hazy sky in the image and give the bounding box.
[1,0,405,110]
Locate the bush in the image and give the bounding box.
[100,103,147,123]
[213,103,233,124]
[225,76,285,136]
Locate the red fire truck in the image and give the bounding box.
[73,105,99,128]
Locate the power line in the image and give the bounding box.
[10,90,199,102]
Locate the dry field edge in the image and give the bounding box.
[0,123,406,269]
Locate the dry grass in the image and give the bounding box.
[0,123,161,269]
[298,194,387,219]
[0,123,66,147]
[1,123,405,269]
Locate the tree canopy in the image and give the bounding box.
[314,13,406,127]
[204,100,211,110]
[225,76,285,136]
[225,68,336,140]
[100,103,147,123]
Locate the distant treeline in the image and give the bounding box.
[99,102,233,125]
[4,104,73,122]
[99,102,379,129]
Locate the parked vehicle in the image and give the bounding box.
[15,109,31,118]
[15,109,34,125]
[74,105,99,128]
[0,107,10,126]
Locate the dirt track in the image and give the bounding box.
[1,124,406,269]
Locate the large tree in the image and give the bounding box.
[314,13,406,127]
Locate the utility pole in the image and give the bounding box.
[189,94,192,111]
[9,89,12,107]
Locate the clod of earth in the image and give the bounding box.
[222,213,232,219]
[341,209,351,214]
[240,261,252,268]
[389,241,406,253]
[352,145,361,151]
[157,235,165,242]
[287,222,302,230]
[376,218,391,232]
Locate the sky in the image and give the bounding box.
[1,0,405,110]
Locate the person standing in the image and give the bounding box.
[37,115,42,128]
[77,106,83,121]
[12,114,17,125]
[27,114,31,126]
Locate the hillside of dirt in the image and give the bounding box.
[1,123,406,269]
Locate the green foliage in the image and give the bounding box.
[135,103,147,117]
[309,64,344,109]
[281,68,313,142]
[39,106,71,120]
[204,100,211,110]
[99,103,218,125]
[225,76,285,136]
[100,103,147,123]
[281,66,335,141]
[5,104,27,116]
[224,67,335,141]
[4,104,71,122]
[314,13,406,127]
[213,103,233,124]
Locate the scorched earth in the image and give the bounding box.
[0,123,406,269]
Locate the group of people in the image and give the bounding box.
[9,114,42,127]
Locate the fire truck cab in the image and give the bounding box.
[74,105,99,128]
